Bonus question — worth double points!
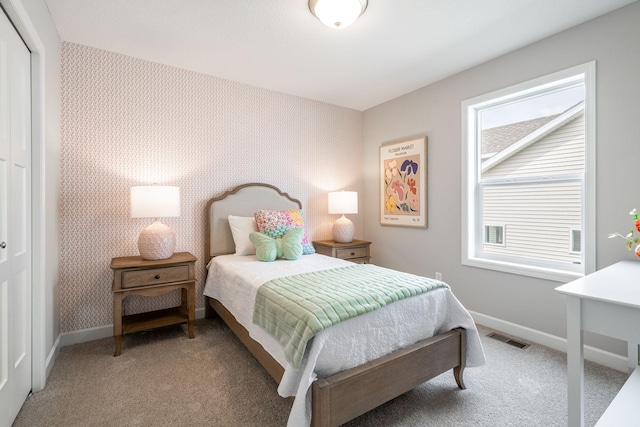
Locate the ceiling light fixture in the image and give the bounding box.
[309,0,368,29]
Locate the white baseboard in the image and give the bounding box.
[59,323,113,347]
[45,334,61,377]
[32,334,62,393]
[59,307,206,347]
[55,307,628,373]
[470,310,628,373]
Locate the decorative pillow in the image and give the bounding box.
[249,228,303,262]
[254,209,315,255]
[228,215,258,255]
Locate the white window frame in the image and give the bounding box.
[461,62,596,282]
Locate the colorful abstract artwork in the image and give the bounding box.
[380,137,427,228]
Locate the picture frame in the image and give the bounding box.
[380,136,427,228]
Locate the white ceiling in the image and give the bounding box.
[45,0,636,111]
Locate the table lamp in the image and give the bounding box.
[130,185,180,260]
[328,190,358,243]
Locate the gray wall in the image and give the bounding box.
[362,2,640,355]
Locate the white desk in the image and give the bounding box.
[556,260,640,427]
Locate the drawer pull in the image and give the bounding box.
[155,275,161,280]
[351,252,355,256]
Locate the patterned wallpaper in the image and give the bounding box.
[60,42,363,333]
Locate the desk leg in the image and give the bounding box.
[113,293,123,357]
[566,296,584,427]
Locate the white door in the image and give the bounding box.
[0,8,32,427]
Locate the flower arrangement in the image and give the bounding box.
[608,209,640,257]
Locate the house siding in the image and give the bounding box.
[482,113,584,264]
[483,113,584,180]
[482,182,582,263]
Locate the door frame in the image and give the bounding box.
[1,0,47,391]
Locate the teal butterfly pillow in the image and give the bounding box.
[254,209,315,255]
[249,228,304,262]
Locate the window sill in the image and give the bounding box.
[462,257,583,283]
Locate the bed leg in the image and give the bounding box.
[454,365,466,390]
[204,296,216,319]
[454,327,467,390]
[311,379,331,427]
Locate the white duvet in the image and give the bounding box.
[204,254,485,427]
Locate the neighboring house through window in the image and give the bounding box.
[462,63,595,281]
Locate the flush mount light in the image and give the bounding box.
[309,0,368,29]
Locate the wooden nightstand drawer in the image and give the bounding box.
[121,265,189,288]
[312,239,371,264]
[335,246,369,260]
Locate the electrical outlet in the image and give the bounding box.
[435,272,442,281]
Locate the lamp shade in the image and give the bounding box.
[130,186,180,218]
[309,0,368,29]
[328,191,358,215]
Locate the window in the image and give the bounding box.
[484,225,504,245]
[461,63,595,281]
[570,229,581,253]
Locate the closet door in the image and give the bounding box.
[0,8,32,427]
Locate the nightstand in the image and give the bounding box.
[110,251,197,356]
[312,239,371,264]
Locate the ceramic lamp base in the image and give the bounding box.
[332,215,354,243]
[138,220,176,260]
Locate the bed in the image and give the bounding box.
[203,183,484,427]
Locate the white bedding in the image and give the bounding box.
[204,254,485,427]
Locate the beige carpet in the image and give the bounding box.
[14,318,628,426]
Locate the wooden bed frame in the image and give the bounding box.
[204,183,466,427]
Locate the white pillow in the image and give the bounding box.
[228,215,258,255]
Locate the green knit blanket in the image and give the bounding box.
[252,263,449,369]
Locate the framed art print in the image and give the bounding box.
[380,136,427,228]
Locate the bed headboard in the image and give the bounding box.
[205,183,302,261]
